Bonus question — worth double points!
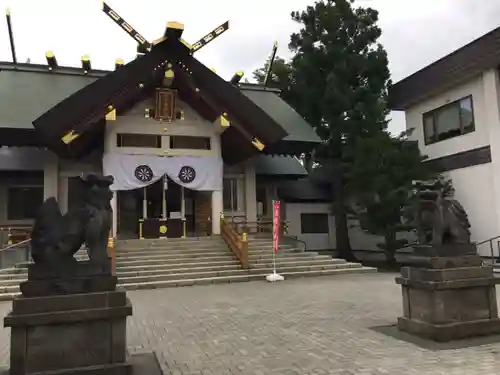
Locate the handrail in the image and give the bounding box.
[0,238,30,252]
[284,235,307,252]
[475,235,500,265]
[229,219,290,236]
[476,235,500,246]
[220,215,249,269]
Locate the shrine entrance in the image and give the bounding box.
[116,176,197,239]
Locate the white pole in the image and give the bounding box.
[162,175,167,219]
[272,237,277,274]
[143,187,147,219]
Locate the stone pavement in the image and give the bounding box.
[0,273,500,374]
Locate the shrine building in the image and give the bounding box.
[0,12,321,241]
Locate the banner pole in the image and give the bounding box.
[266,200,284,282]
[272,240,277,274]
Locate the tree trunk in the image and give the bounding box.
[331,165,356,262]
[384,228,397,265]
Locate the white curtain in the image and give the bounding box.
[102,153,222,191]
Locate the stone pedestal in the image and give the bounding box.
[4,261,133,375]
[396,244,500,342]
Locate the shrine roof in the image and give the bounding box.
[254,154,307,178]
[0,61,319,158]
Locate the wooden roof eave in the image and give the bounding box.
[32,39,173,153]
[174,65,263,146]
[183,56,289,145]
[221,126,262,165]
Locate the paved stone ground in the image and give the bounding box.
[1,273,500,374]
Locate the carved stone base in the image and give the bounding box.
[395,245,500,342]
[4,290,132,375]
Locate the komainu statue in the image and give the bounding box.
[30,174,114,270]
[412,179,471,245]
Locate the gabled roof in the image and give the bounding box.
[240,85,320,155]
[389,25,500,110]
[30,36,291,163]
[0,56,320,162]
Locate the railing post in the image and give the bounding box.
[107,231,116,276]
[240,232,249,269]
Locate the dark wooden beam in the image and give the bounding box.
[173,64,263,149]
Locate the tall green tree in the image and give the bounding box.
[253,57,293,97]
[346,131,436,263]
[288,0,391,260]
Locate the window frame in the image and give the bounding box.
[300,213,330,234]
[116,133,162,148]
[169,136,211,150]
[422,95,475,145]
[7,185,44,221]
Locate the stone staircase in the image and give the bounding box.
[0,236,375,300]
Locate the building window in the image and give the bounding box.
[170,136,211,150]
[423,95,475,145]
[300,213,329,234]
[7,186,44,220]
[223,178,238,211]
[117,134,162,148]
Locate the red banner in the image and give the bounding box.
[272,200,280,253]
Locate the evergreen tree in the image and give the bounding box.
[288,0,391,260]
[346,130,436,263]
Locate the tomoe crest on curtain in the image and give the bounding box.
[178,166,196,183]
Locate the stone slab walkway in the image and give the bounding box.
[0,273,499,374]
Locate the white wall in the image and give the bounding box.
[403,69,500,255]
[450,163,498,257]
[284,202,414,252]
[285,203,335,250]
[405,74,489,159]
[104,98,221,158]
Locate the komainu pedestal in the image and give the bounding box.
[396,244,500,342]
[4,261,133,375]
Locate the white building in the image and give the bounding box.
[389,25,500,257]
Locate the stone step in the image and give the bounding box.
[115,246,299,257]
[116,250,234,261]
[116,238,276,250]
[115,250,314,262]
[116,259,241,271]
[0,263,376,301]
[115,242,288,252]
[114,254,330,268]
[250,255,333,264]
[115,243,295,254]
[117,255,236,267]
[0,262,361,287]
[118,267,377,291]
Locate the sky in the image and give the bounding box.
[1,0,500,134]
